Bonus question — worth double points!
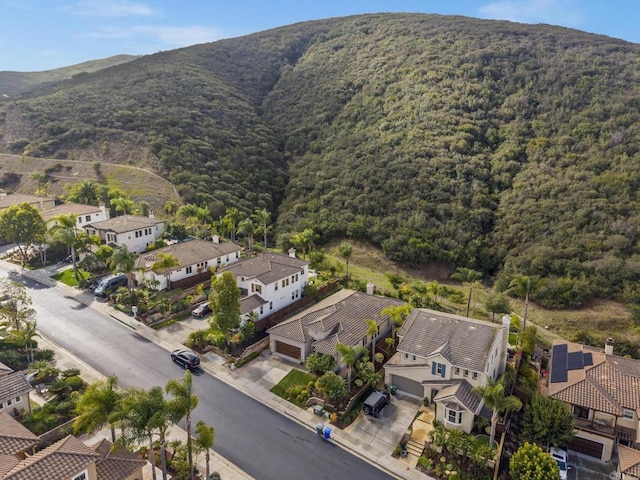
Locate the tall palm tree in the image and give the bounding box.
[74,375,122,442]
[335,344,368,390]
[8,319,38,363]
[254,208,271,250]
[194,420,215,480]
[451,267,483,317]
[473,378,522,446]
[177,204,200,235]
[50,213,80,281]
[163,200,178,217]
[381,304,413,344]
[237,218,256,257]
[365,318,378,360]
[222,208,241,241]
[151,252,179,291]
[507,275,532,332]
[335,242,353,283]
[109,246,138,296]
[110,197,135,215]
[427,280,445,305]
[166,371,199,480]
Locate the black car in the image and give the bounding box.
[192,302,212,318]
[171,349,200,370]
[363,390,391,418]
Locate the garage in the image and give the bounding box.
[390,375,424,398]
[274,341,301,360]
[568,435,605,459]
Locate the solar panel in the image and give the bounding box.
[550,344,568,383]
[583,352,593,366]
[567,351,584,370]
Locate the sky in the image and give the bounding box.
[1,0,638,72]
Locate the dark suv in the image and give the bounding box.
[363,390,391,418]
[171,349,200,370]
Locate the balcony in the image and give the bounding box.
[574,417,615,437]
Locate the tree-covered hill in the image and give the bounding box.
[1,13,639,307]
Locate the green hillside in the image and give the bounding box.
[1,13,639,308]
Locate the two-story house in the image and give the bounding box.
[219,251,309,322]
[547,338,640,462]
[134,237,242,290]
[267,290,404,362]
[83,214,164,253]
[384,310,510,433]
[40,202,110,229]
[0,363,32,419]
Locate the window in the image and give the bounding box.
[404,353,408,359]
[78,217,83,223]
[186,266,193,274]
[15,396,20,403]
[235,252,239,258]
[260,306,263,314]
[454,367,460,376]
[463,369,469,377]
[85,215,91,222]
[623,409,634,420]
[275,282,278,291]
[6,399,12,406]
[446,408,463,425]
[574,406,589,419]
[295,274,299,281]
[73,471,88,480]
[472,372,478,380]
[282,280,286,288]
[412,355,416,361]
[217,257,221,264]
[269,301,273,310]
[432,362,446,378]
[255,284,262,294]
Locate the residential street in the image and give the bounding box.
[0,265,394,480]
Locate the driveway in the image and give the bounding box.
[568,451,617,480]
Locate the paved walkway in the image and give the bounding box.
[8,260,433,480]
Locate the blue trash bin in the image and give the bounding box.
[323,426,332,439]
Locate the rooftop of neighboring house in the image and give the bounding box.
[433,380,483,413]
[0,194,55,211]
[221,252,308,285]
[0,413,38,458]
[84,214,164,234]
[0,365,31,407]
[267,290,405,355]
[618,445,640,477]
[90,438,146,480]
[135,238,242,271]
[39,202,107,222]
[395,309,504,372]
[547,339,640,416]
[240,294,267,315]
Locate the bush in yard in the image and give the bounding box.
[305,352,335,375]
[64,375,86,392]
[509,442,560,480]
[315,372,348,400]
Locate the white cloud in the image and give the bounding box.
[64,0,156,17]
[479,0,584,27]
[134,25,224,46]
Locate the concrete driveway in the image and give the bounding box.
[568,451,617,480]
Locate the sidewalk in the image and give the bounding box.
[11,260,431,480]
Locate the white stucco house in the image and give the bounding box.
[83,214,164,253]
[0,362,32,419]
[219,251,309,321]
[40,202,110,229]
[134,238,242,290]
[384,310,510,433]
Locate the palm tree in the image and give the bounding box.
[381,304,413,344]
[29,171,49,196]
[237,218,256,257]
[335,344,368,390]
[50,213,80,281]
[194,420,215,480]
[177,204,200,235]
[9,319,38,363]
[110,197,135,215]
[74,375,122,442]
[151,252,179,291]
[164,201,178,217]
[138,201,151,217]
[507,275,531,332]
[254,208,271,250]
[335,242,353,283]
[427,280,445,305]
[473,378,522,446]
[451,267,483,317]
[166,371,199,480]
[222,208,241,241]
[109,246,138,297]
[365,318,378,360]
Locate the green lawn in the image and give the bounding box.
[51,268,90,287]
[270,369,316,407]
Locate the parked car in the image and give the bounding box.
[192,302,212,318]
[550,447,568,480]
[171,349,200,370]
[60,254,79,264]
[363,390,391,418]
[93,274,128,298]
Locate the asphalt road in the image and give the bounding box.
[1,268,393,480]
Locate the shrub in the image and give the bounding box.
[62,368,81,379]
[417,456,433,470]
[34,349,55,361]
[305,352,335,375]
[64,375,86,392]
[234,351,259,368]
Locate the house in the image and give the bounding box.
[267,290,405,362]
[40,203,110,230]
[546,338,640,462]
[0,364,32,419]
[618,445,640,480]
[384,310,510,434]
[134,237,242,290]
[0,412,38,463]
[83,214,164,253]
[220,251,309,322]
[0,433,145,480]
[0,194,56,213]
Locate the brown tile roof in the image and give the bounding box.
[221,253,308,285]
[0,413,38,457]
[0,364,13,377]
[433,380,482,413]
[397,309,502,372]
[240,294,267,315]
[39,203,104,221]
[618,445,640,476]
[548,341,640,415]
[91,439,146,480]
[268,291,405,355]
[135,239,242,270]
[85,214,163,234]
[0,194,55,211]
[3,435,98,480]
[0,372,32,405]
[0,454,19,477]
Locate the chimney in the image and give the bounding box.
[148,210,155,219]
[605,337,615,355]
[288,248,296,258]
[212,235,220,244]
[99,202,109,219]
[366,283,375,295]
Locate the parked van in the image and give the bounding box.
[94,274,128,298]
